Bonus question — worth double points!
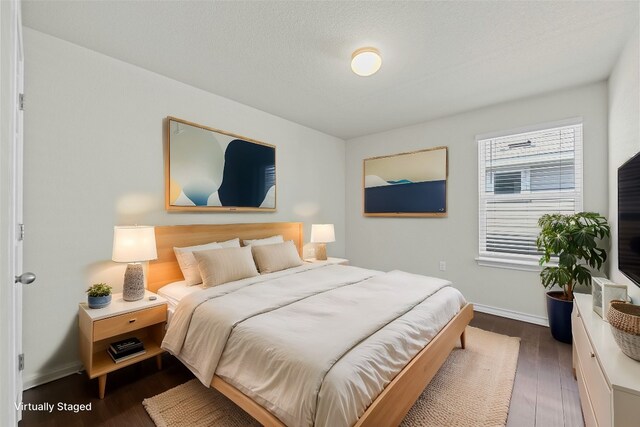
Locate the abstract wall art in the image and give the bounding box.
[363,146,448,217]
[165,117,276,211]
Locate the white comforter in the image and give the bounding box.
[162,264,466,427]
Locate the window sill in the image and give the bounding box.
[476,256,557,272]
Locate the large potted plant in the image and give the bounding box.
[536,212,610,343]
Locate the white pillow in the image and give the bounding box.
[243,235,284,247]
[194,246,259,288]
[173,238,240,286]
[252,241,303,274]
[217,238,241,249]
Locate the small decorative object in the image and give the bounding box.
[592,277,627,320]
[537,212,610,343]
[310,224,335,261]
[112,226,158,301]
[86,283,112,309]
[165,117,276,211]
[607,301,640,361]
[363,146,448,217]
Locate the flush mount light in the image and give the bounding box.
[351,47,382,77]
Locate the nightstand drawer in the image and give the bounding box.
[93,305,166,341]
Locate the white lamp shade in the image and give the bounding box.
[310,224,335,243]
[112,226,158,262]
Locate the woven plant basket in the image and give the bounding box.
[607,301,640,361]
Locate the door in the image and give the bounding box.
[13,3,25,420]
[1,0,29,424]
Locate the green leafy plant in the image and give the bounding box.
[86,283,112,297]
[536,212,610,301]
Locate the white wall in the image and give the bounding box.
[608,26,640,303]
[22,28,346,387]
[346,83,609,322]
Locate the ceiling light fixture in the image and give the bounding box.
[351,47,382,77]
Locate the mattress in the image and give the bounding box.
[157,280,200,324]
[162,264,466,427]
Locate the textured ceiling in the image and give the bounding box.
[22,1,639,140]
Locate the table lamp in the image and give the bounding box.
[112,226,157,301]
[310,224,335,261]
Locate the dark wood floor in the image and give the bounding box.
[19,312,583,427]
[472,312,583,427]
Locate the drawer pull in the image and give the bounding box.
[129,318,137,324]
[590,352,595,358]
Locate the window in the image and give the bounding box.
[477,119,583,270]
[494,171,522,194]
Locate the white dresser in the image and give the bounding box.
[572,294,640,426]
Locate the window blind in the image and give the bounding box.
[478,121,583,265]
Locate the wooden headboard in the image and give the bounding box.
[147,222,303,293]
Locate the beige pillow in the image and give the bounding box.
[194,246,259,288]
[174,238,240,286]
[243,235,284,247]
[252,240,303,274]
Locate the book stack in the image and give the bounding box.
[108,337,146,363]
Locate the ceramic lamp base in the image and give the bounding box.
[123,263,145,301]
[315,243,327,261]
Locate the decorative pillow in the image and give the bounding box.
[174,238,240,286]
[252,240,303,274]
[193,246,259,288]
[243,235,284,247]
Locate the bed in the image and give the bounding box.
[148,222,473,427]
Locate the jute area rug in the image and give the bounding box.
[143,326,520,427]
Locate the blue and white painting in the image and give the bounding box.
[167,118,276,210]
[364,147,447,216]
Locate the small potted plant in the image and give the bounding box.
[536,212,610,343]
[86,283,113,309]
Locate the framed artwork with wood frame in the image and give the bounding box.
[165,116,276,212]
[363,146,448,217]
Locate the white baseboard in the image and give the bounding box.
[472,302,549,327]
[22,361,83,391]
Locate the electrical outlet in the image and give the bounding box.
[439,261,446,271]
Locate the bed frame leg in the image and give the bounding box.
[460,330,466,349]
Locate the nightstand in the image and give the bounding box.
[78,291,168,399]
[305,257,349,266]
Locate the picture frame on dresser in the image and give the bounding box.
[165,116,276,212]
[591,277,627,320]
